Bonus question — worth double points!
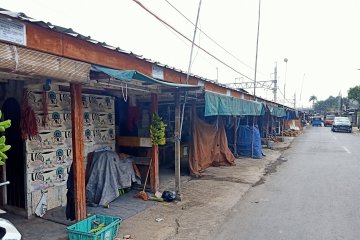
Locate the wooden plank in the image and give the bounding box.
[116,136,152,147]
[70,83,86,221]
[26,24,63,55]
[204,82,227,94]
[22,22,249,98]
[174,91,181,199]
[150,93,159,193]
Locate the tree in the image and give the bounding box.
[341,97,349,111]
[309,95,317,108]
[313,95,341,114]
[348,86,360,104]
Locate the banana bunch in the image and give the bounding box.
[0,111,11,166]
[0,120,11,132]
[150,113,167,146]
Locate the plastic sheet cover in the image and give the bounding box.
[204,91,265,117]
[237,125,263,159]
[189,115,235,176]
[86,151,140,206]
[268,106,287,118]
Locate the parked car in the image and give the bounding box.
[311,116,322,127]
[331,117,352,133]
[324,115,335,127]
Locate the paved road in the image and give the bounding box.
[213,127,360,240]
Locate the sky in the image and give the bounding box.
[2,0,360,108]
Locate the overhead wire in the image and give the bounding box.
[163,21,217,74]
[131,0,254,81]
[164,0,267,78]
[190,19,201,69]
[277,87,294,105]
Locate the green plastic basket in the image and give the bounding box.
[67,214,122,240]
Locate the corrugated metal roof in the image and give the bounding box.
[0,8,293,110]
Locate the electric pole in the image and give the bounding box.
[283,58,288,101]
[273,63,277,102]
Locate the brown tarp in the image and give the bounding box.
[189,115,235,176]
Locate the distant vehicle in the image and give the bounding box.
[331,117,352,133]
[324,115,335,127]
[312,116,322,127]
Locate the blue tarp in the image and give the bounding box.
[237,125,262,159]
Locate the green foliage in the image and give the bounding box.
[150,113,167,146]
[313,96,341,114]
[348,85,360,103]
[0,111,11,166]
[309,95,317,102]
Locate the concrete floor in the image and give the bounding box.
[213,126,360,240]
[118,142,288,240]
[5,136,294,240]
[4,168,190,240]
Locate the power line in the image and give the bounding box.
[277,87,294,105]
[131,0,254,81]
[164,0,267,78]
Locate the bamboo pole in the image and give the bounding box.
[174,91,182,200]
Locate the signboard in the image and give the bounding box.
[0,16,26,46]
[152,65,164,80]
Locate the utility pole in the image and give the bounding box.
[283,58,288,101]
[273,63,277,102]
[299,73,305,108]
[216,67,218,82]
[252,0,261,158]
[253,0,261,97]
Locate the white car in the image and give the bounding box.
[331,117,352,133]
[0,218,21,240]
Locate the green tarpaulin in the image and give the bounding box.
[205,91,265,116]
[268,106,287,117]
[92,65,200,89]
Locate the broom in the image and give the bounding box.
[134,157,153,201]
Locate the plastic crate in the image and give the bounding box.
[67,214,122,240]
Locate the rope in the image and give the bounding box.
[121,82,128,102]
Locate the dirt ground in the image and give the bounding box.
[118,137,295,240]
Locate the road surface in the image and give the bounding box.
[213,126,360,240]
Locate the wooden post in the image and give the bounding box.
[233,117,237,156]
[266,114,270,139]
[150,93,159,193]
[70,83,86,221]
[174,91,182,200]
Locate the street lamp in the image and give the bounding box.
[283,58,288,101]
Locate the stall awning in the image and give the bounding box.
[268,106,287,118]
[92,65,200,89]
[205,91,265,117]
